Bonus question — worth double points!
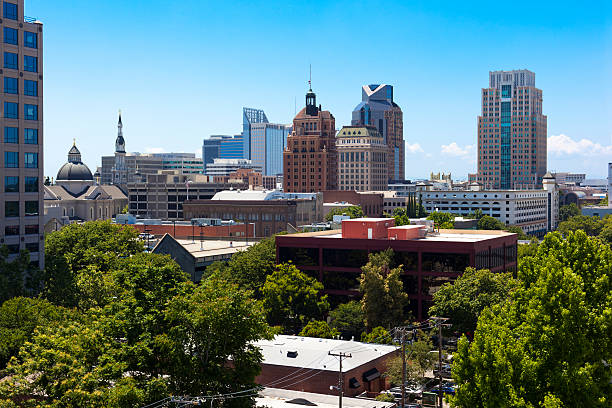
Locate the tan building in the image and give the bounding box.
[477,70,547,189]
[43,142,127,232]
[212,168,262,188]
[337,125,387,191]
[0,1,44,267]
[283,85,337,193]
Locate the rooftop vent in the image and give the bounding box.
[286,350,298,358]
[287,399,316,406]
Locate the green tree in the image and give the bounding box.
[0,297,69,369]
[466,209,484,220]
[427,212,454,229]
[477,215,505,230]
[391,207,411,226]
[451,231,612,407]
[262,263,329,333]
[385,330,436,385]
[298,320,340,339]
[518,237,540,259]
[375,393,396,402]
[559,203,580,221]
[329,300,365,340]
[325,205,364,222]
[360,326,393,344]
[43,221,144,308]
[428,268,519,334]
[0,247,41,303]
[557,215,604,237]
[504,225,528,240]
[359,249,408,331]
[162,276,271,405]
[207,235,277,297]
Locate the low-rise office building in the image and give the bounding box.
[205,158,261,177]
[322,190,384,217]
[183,190,324,237]
[276,218,517,320]
[418,174,558,236]
[254,335,396,396]
[127,171,247,220]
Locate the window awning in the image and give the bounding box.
[362,367,380,382]
[349,377,361,388]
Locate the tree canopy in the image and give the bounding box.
[476,215,505,230]
[325,205,364,222]
[559,203,580,221]
[428,267,520,335]
[298,320,339,339]
[262,263,329,333]
[557,214,611,244]
[385,329,436,386]
[359,249,408,331]
[0,247,41,304]
[329,300,365,340]
[427,212,455,229]
[451,231,612,407]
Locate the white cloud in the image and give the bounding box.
[548,134,612,156]
[441,142,474,157]
[406,142,424,154]
[144,147,166,154]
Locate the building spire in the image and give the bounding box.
[115,110,126,153]
[308,64,312,91]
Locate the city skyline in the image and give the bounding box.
[32,0,611,178]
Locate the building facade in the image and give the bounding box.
[419,176,558,236]
[276,218,517,320]
[0,1,44,267]
[183,190,324,237]
[205,158,261,177]
[243,107,268,160]
[477,70,547,189]
[322,190,384,218]
[337,125,388,191]
[202,135,231,169]
[127,172,247,220]
[219,134,243,160]
[352,84,404,181]
[250,121,291,176]
[283,86,337,193]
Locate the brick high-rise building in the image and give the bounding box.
[0,1,43,268]
[283,85,336,193]
[352,84,404,182]
[477,70,547,189]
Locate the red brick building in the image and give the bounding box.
[323,190,384,217]
[276,218,517,320]
[283,85,337,193]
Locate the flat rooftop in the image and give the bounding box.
[257,388,395,408]
[168,238,255,258]
[286,228,514,243]
[253,335,397,372]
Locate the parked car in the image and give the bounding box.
[430,381,457,395]
[433,363,453,378]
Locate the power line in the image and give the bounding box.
[328,351,351,408]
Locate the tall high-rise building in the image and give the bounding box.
[337,125,388,191]
[283,85,336,193]
[242,107,268,159]
[0,1,44,268]
[251,122,291,176]
[219,134,243,159]
[352,84,404,182]
[477,70,547,189]
[202,135,231,168]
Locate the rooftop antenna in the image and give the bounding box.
[308,64,312,90]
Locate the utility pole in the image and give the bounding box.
[429,317,449,408]
[398,327,407,408]
[328,351,351,408]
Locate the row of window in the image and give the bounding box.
[3,27,37,48]
[4,200,38,217]
[4,175,37,192]
[4,224,39,235]
[4,52,38,72]
[4,77,38,95]
[3,102,38,119]
[3,2,17,20]
[4,151,38,167]
[3,127,37,143]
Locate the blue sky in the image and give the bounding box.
[33,0,611,179]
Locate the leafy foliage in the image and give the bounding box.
[329,300,365,340]
[325,205,364,222]
[518,237,540,259]
[359,249,408,330]
[43,221,143,308]
[360,326,393,344]
[427,212,455,229]
[476,215,505,230]
[206,236,277,297]
[559,203,580,221]
[557,214,612,245]
[298,320,339,339]
[428,268,519,334]
[375,392,396,402]
[451,231,612,407]
[385,330,436,385]
[0,247,41,304]
[262,263,329,333]
[504,225,529,240]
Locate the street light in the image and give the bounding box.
[144,228,152,252]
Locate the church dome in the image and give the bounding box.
[56,162,94,181]
[56,141,94,181]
